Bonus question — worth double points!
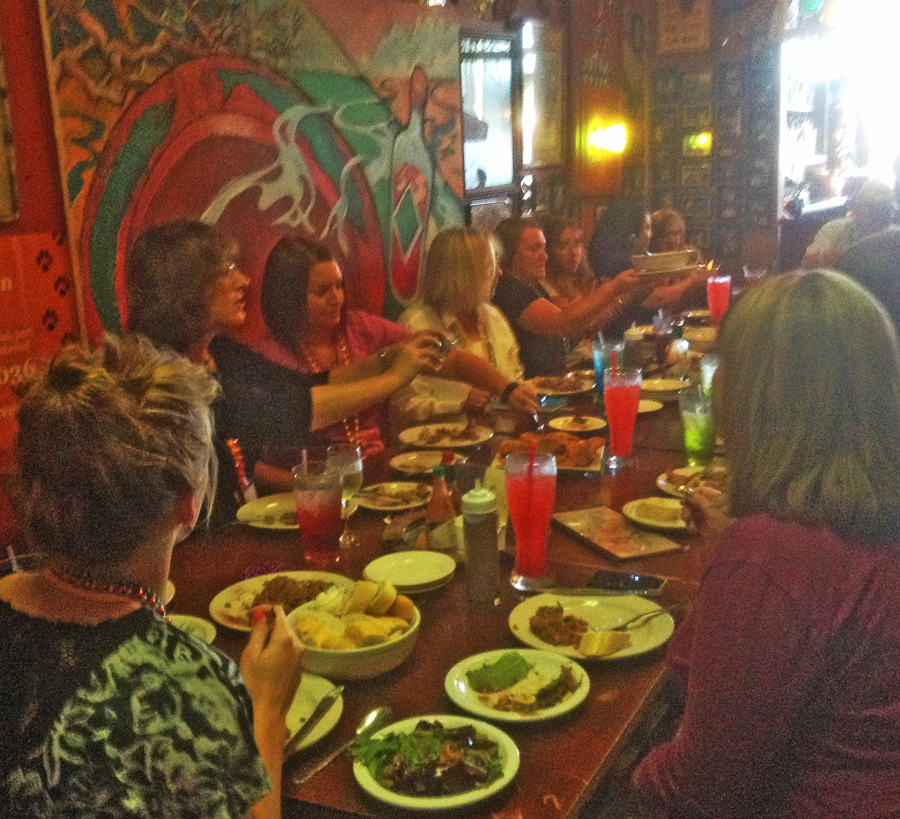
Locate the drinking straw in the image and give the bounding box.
[6,545,21,573]
[301,448,308,473]
[528,440,535,480]
[611,348,618,375]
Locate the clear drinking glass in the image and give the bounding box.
[326,444,363,549]
[505,451,557,591]
[678,386,716,467]
[292,459,343,565]
[603,367,642,472]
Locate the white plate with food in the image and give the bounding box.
[163,579,175,605]
[236,493,298,529]
[389,450,467,476]
[285,673,344,752]
[526,372,595,396]
[509,594,674,661]
[352,714,519,810]
[637,399,663,413]
[634,265,702,279]
[356,482,432,512]
[363,551,456,592]
[622,497,687,531]
[445,649,589,723]
[169,614,216,643]
[494,432,605,472]
[209,571,355,632]
[399,422,494,449]
[548,415,607,433]
[656,464,729,498]
[640,378,689,398]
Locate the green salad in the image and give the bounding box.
[352,720,504,796]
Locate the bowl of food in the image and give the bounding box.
[632,249,699,274]
[285,580,420,680]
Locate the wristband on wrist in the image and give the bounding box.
[500,381,520,403]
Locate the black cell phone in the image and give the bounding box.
[587,569,667,596]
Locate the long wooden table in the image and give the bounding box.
[169,401,710,818]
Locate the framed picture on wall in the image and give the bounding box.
[0,44,18,222]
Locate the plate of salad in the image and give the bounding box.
[352,715,519,809]
[445,649,589,723]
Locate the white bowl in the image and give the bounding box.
[285,602,421,681]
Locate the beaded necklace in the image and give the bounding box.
[296,333,362,449]
[47,567,169,621]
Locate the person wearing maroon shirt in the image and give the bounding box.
[635,270,900,818]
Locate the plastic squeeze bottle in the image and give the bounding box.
[463,480,499,604]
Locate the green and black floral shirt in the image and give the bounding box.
[0,601,269,818]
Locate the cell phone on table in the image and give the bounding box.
[587,569,667,596]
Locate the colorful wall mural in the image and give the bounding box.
[41,0,467,342]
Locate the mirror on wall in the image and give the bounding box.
[460,33,516,194]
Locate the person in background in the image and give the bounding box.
[254,233,537,459]
[538,212,594,306]
[127,220,439,523]
[397,227,536,421]
[492,217,646,378]
[802,178,896,268]
[836,224,900,332]
[0,336,304,819]
[649,207,687,254]
[635,270,900,818]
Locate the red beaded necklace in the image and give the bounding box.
[47,567,170,621]
[296,333,363,449]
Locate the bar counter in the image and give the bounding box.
[169,401,712,818]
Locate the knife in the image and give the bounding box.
[284,684,344,759]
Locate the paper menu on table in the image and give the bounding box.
[552,506,684,560]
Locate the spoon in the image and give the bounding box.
[292,705,393,786]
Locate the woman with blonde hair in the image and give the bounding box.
[635,270,900,817]
[0,336,304,818]
[398,227,535,419]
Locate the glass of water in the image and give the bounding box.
[326,444,363,549]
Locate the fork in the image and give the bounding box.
[602,608,674,632]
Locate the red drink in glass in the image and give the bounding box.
[603,367,642,471]
[505,451,557,591]
[293,463,343,564]
[707,275,732,327]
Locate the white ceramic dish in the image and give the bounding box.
[509,594,674,660]
[163,579,175,605]
[236,493,298,529]
[445,649,589,723]
[390,451,467,476]
[285,673,344,752]
[683,326,717,352]
[209,571,355,632]
[492,447,604,474]
[548,415,607,433]
[632,249,699,273]
[353,714,519,810]
[526,373,595,396]
[622,498,687,531]
[656,464,729,498]
[286,601,420,681]
[356,482,432,512]
[637,399,663,413]
[634,264,702,279]
[169,614,216,643]
[363,551,456,592]
[399,423,493,449]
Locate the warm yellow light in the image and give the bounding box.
[587,123,628,154]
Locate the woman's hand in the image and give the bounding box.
[682,485,733,543]
[508,382,539,415]
[240,606,304,721]
[463,386,492,412]
[389,332,444,383]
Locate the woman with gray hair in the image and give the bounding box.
[0,336,304,818]
[635,270,900,817]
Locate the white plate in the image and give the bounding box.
[548,415,607,433]
[622,498,687,531]
[640,378,688,394]
[364,551,456,591]
[445,649,589,723]
[656,464,729,498]
[285,673,344,752]
[399,423,494,449]
[209,571,355,632]
[356,482,432,512]
[163,580,175,605]
[169,614,216,643]
[390,451,467,476]
[509,594,674,660]
[634,265,702,278]
[526,373,595,396]
[236,493,298,529]
[353,714,519,810]
[637,399,663,413]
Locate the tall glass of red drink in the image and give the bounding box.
[292,460,343,565]
[603,366,642,472]
[707,275,732,326]
[505,451,557,591]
